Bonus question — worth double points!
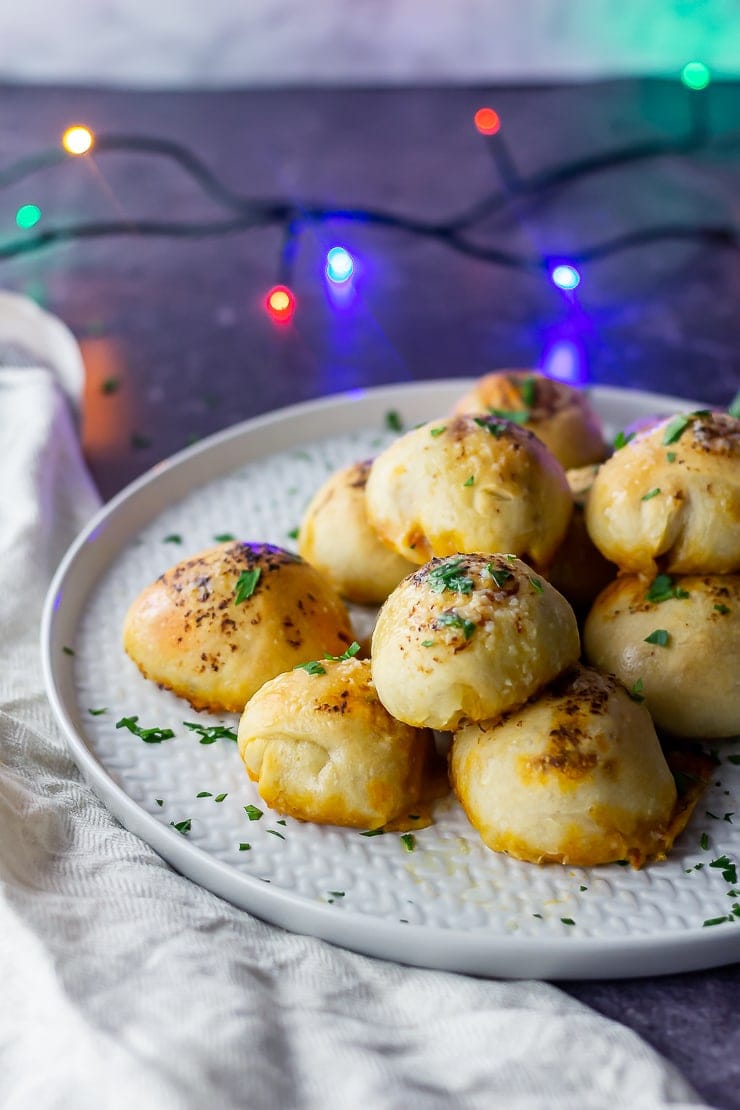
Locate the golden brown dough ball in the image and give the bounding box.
[547,464,617,612]
[451,370,607,469]
[237,657,437,828]
[297,459,416,605]
[365,414,573,571]
[450,665,678,867]
[123,542,354,713]
[371,553,580,731]
[583,572,740,739]
[585,410,740,576]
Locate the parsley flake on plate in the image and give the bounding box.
[116,715,175,743]
[183,721,238,744]
[234,567,261,604]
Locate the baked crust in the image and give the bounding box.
[122,541,354,713]
[298,459,415,604]
[451,370,607,469]
[585,411,740,575]
[450,665,678,866]
[583,572,740,738]
[371,553,580,731]
[365,414,573,570]
[237,658,437,827]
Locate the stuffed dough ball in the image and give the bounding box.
[365,414,573,571]
[585,410,740,576]
[451,369,607,470]
[123,542,354,713]
[583,572,740,739]
[237,657,438,828]
[547,464,617,612]
[371,553,580,731]
[450,665,678,867]
[297,458,416,605]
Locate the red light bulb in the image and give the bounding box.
[266,285,295,323]
[474,107,501,136]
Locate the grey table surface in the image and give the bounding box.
[1,80,739,1108]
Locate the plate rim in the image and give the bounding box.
[41,379,740,980]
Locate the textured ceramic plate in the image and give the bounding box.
[41,381,740,980]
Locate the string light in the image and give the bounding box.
[474,108,501,136]
[15,204,42,229]
[265,285,295,323]
[325,246,354,284]
[62,126,94,155]
[0,96,736,316]
[681,62,711,91]
[550,264,581,291]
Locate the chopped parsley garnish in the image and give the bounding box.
[155,799,164,807]
[532,913,543,919]
[701,833,710,850]
[473,416,505,438]
[385,410,403,432]
[641,488,661,501]
[580,885,588,892]
[101,376,120,394]
[361,827,384,837]
[328,890,345,898]
[628,678,645,703]
[400,833,416,852]
[116,715,175,743]
[87,707,107,716]
[613,430,635,450]
[234,567,261,604]
[436,612,476,639]
[666,451,677,463]
[170,819,191,835]
[528,576,544,593]
[324,641,362,662]
[714,603,731,615]
[214,793,228,803]
[662,414,691,445]
[487,564,513,589]
[645,573,690,603]
[703,916,730,927]
[519,376,537,407]
[561,918,576,926]
[183,721,238,744]
[214,532,235,542]
[266,829,285,840]
[728,391,740,419]
[644,629,670,647]
[238,842,251,851]
[244,804,263,821]
[488,407,530,424]
[287,527,300,540]
[295,660,327,676]
[709,855,738,885]
[463,475,475,487]
[62,646,75,656]
[196,791,212,798]
[427,557,474,595]
[421,639,435,648]
[430,425,446,437]
[163,533,183,544]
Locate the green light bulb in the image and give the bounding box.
[681,61,711,90]
[16,204,42,229]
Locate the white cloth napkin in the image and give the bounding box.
[0,293,708,1110]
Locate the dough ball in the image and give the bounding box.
[450,665,678,867]
[371,553,580,731]
[365,414,573,570]
[237,657,437,828]
[583,572,740,738]
[585,410,740,575]
[451,370,607,469]
[123,542,354,713]
[547,465,617,612]
[298,458,416,604]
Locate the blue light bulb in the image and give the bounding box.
[550,264,580,291]
[326,247,354,284]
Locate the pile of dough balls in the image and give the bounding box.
[583,410,740,738]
